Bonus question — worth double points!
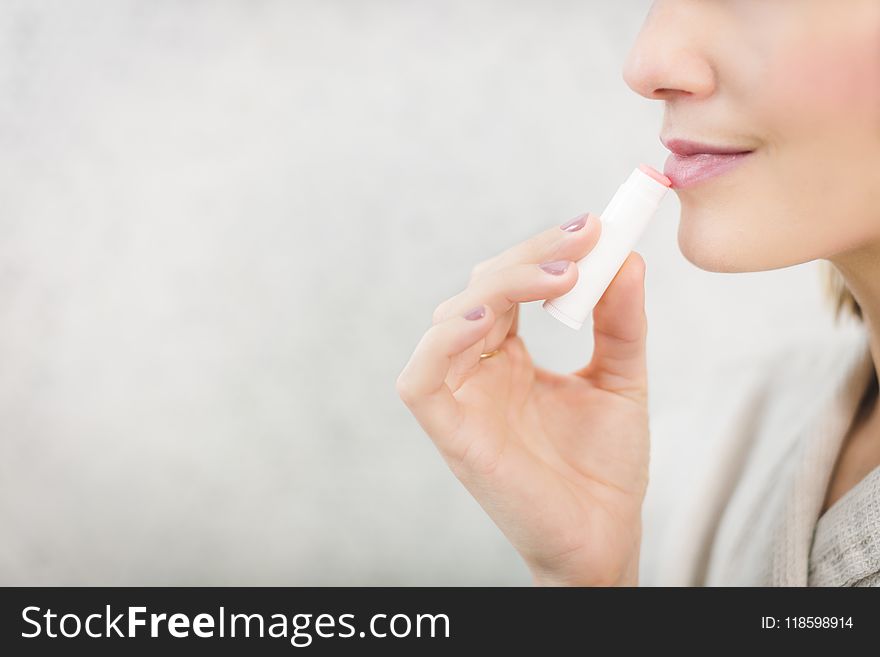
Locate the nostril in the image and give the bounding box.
[653,88,695,100]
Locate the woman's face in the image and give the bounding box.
[623,0,880,273]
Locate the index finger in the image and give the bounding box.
[471,213,600,282]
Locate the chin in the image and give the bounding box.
[675,210,822,274]
[676,211,749,273]
[675,206,781,274]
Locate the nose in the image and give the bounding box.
[622,1,716,101]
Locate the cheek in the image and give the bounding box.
[752,9,880,212]
[760,9,880,132]
[712,10,880,269]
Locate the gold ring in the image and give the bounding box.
[479,348,502,360]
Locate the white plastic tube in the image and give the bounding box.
[543,164,670,330]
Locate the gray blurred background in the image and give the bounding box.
[0,0,861,585]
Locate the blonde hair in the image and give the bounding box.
[821,261,863,322]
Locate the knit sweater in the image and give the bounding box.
[640,329,880,586]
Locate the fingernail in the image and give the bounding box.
[463,305,485,320]
[539,260,570,275]
[560,213,589,232]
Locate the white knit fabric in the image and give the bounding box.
[809,464,880,586]
[640,329,879,586]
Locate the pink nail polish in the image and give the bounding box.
[463,305,485,320]
[539,260,570,275]
[560,213,589,232]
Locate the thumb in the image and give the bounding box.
[576,252,648,397]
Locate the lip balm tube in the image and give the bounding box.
[543,164,671,330]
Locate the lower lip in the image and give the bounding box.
[663,151,753,189]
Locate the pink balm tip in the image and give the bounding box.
[638,163,671,187]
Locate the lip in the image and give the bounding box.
[661,138,755,189]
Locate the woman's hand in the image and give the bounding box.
[396,212,650,586]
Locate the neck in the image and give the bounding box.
[829,241,880,428]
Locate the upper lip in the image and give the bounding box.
[661,137,754,157]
